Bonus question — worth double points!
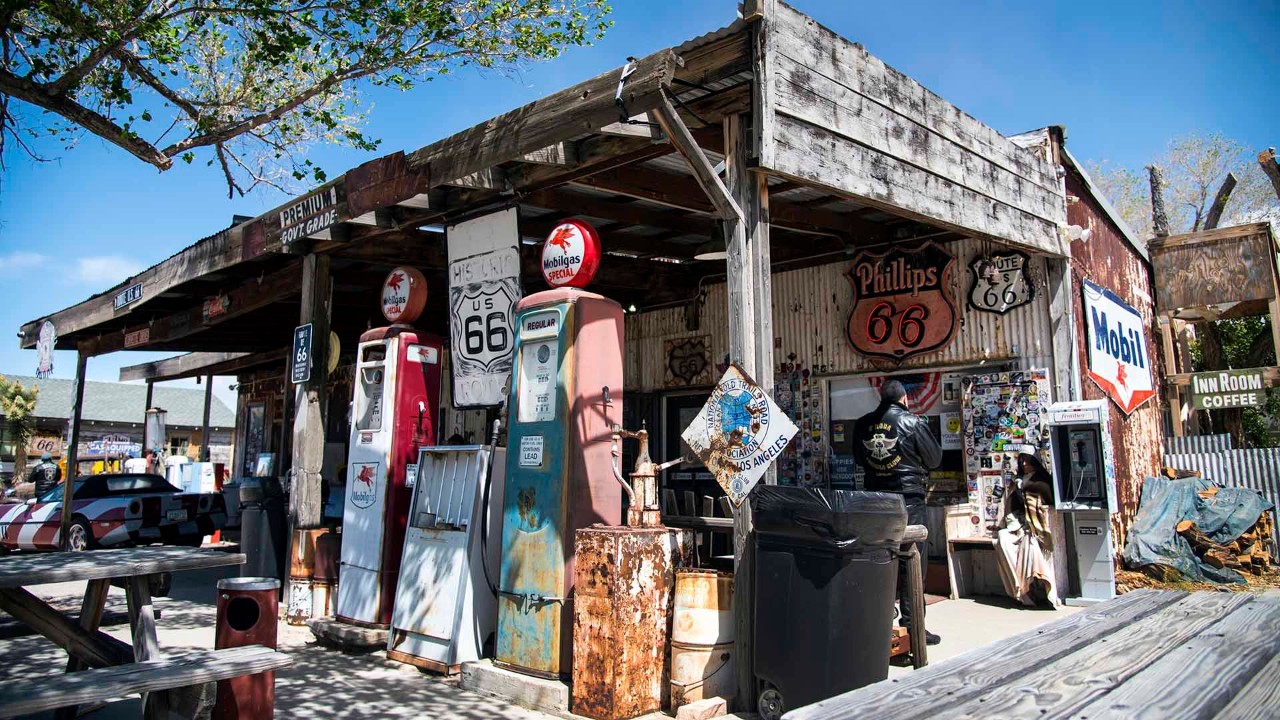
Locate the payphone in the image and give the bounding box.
[336,268,444,628]
[1046,400,1117,605]
[495,286,624,678]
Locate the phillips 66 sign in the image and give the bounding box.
[447,208,522,408]
[845,242,959,363]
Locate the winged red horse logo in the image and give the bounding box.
[356,464,376,488]
[547,225,575,253]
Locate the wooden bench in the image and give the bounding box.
[0,645,292,718]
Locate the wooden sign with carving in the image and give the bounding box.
[845,242,958,363]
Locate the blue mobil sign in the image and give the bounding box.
[1082,279,1154,414]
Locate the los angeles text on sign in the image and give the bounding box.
[1189,368,1273,410]
[278,187,341,245]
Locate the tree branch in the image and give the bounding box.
[0,69,172,169]
[1147,164,1170,237]
[1202,171,1236,231]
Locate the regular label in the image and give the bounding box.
[519,436,544,467]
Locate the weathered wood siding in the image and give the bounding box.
[757,2,1068,256]
[1063,165,1165,546]
[1150,222,1278,315]
[625,237,1056,391]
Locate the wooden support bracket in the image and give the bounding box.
[652,92,743,223]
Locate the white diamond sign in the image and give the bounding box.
[681,365,798,507]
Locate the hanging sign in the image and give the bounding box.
[278,186,342,246]
[26,435,63,457]
[1082,279,1155,414]
[35,320,56,378]
[291,323,313,384]
[1189,368,1274,410]
[381,266,428,324]
[540,219,601,288]
[845,242,958,363]
[448,208,522,408]
[114,283,143,311]
[681,365,798,507]
[968,251,1034,314]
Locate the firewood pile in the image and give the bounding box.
[1175,487,1275,575]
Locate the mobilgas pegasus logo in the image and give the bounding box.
[1082,279,1154,414]
[349,462,381,509]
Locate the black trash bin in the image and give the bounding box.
[752,487,906,719]
[239,477,286,582]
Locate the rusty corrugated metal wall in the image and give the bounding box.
[625,237,1057,391]
[1063,165,1166,548]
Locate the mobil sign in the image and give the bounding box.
[1083,279,1154,414]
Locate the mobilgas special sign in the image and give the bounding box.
[681,365,798,507]
[1082,279,1154,414]
[1189,368,1273,410]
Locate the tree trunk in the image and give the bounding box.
[1259,148,1280,202]
[1147,165,1171,237]
[1203,172,1237,231]
[1196,322,1247,446]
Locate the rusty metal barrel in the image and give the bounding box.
[311,529,341,618]
[215,577,280,720]
[286,529,324,625]
[670,569,735,711]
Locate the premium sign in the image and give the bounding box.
[279,186,340,245]
[968,251,1034,314]
[114,283,143,311]
[381,266,428,324]
[845,242,958,362]
[1083,279,1155,414]
[1189,368,1272,410]
[448,208,522,408]
[540,219,601,288]
[681,365,798,507]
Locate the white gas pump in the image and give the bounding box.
[1046,400,1117,605]
[386,437,506,673]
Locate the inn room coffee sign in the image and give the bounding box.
[845,242,959,363]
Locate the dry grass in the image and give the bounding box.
[1116,566,1280,594]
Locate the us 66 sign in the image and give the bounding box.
[447,209,522,408]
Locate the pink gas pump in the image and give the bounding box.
[335,267,444,628]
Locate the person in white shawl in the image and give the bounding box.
[995,448,1059,606]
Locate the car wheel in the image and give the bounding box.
[67,519,96,552]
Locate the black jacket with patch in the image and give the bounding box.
[852,401,942,497]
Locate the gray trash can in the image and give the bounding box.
[752,487,906,719]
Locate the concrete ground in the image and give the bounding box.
[0,563,1079,719]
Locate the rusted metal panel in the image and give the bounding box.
[1063,167,1165,548]
[1149,223,1279,317]
[670,569,735,710]
[572,526,683,720]
[625,237,1056,391]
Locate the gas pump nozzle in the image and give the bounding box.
[610,423,683,527]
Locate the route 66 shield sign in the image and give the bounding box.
[968,251,1034,314]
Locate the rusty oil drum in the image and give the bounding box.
[670,569,735,710]
[215,577,280,720]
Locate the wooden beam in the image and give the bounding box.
[523,189,713,237]
[1259,148,1280,202]
[653,92,743,222]
[200,376,213,462]
[77,261,302,357]
[290,254,331,529]
[120,352,252,382]
[406,50,677,188]
[0,587,133,669]
[60,352,87,551]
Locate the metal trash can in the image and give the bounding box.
[239,478,286,582]
[751,487,906,720]
[215,577,281,720]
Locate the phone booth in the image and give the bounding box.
[336,267,444,628]
[1046,400,1117,605]
[495,221,624,678]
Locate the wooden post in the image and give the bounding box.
[143,381,154,422]
[1046,258,1078,402]
[59,352,88,552]
[1159,317,1185,438]
[724,112,773,713]
[289,254,331,529]
[200,375,213,462]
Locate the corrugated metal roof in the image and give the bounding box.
[0,375,235,429]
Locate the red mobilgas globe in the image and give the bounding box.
[540,219,601,289]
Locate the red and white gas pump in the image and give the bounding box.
[335,267,444,628]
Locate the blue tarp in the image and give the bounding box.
[1122,476,1274,584]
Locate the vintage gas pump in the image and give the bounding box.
[495,220,624,678]
[335,267,444,628]
[1046,400,1117,605]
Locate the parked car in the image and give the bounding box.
[0,473,227,552]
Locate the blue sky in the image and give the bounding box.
[2,0,1277,408]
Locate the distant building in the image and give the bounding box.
[0,375,234,480]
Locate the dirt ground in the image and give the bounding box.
[1116,565,1280,594]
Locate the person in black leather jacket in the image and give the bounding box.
[853,380,942,645]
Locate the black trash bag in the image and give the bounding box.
[752,486,907,552]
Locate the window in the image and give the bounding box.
[169,435,190,458]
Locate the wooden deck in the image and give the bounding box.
[784,589,1280,720]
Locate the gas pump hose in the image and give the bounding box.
[478,412,502,597]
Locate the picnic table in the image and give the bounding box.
[0,546,292,719]
[785,588,1280,720]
